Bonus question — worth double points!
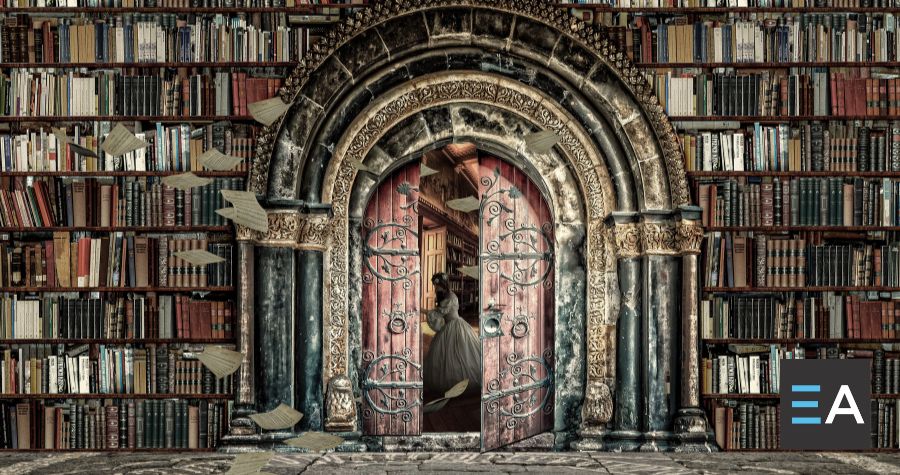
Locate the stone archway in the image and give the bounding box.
[226,0,713,452]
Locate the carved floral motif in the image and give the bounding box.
[676,221,705,255]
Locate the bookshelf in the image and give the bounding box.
[0,1,365,453]
[569,2,900,451]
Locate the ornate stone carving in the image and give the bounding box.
[234,211,331,250]
[581,381,614,426]
[325,375,357,432]
[611,223,641,259]
[249,0,689,207]
[676,221,704,255]
[641,222,678,256]
[318,73,611,385]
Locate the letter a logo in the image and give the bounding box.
[826,385,864,424]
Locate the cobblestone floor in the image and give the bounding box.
[0,451,898,475]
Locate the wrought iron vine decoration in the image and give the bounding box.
[483,349,555,430]
[361,350,423,422]
[480,167,554,296]
[362,181,420,289]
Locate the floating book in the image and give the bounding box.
[424,379,469,413]
[420,162,439,178]
[199,149,245,172]
[524,130,559,155]
[52,128,98,157]
[457,266,479,280]
[249,403,303,430]
[174,249,227,266]
[248,97,290,126]
[198,346,242,379]
[216,190,269,233]
[446,196,480,213]
[101,124,149,157]
[226,452,274,475]
[161,172,213,191]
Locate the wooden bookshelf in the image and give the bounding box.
[669,115,900,123]
[0,115,254,123]
[688,171,900,178]
[0,62,295,69]
[0,226,233,232]
[0,339,232,344]
[704,286,900,293]
[704,338,900,345]
[0,171,247,177]
[554,5,900,13]
[0,394,232,399]
[705,226,900,232]
[636,61,900,68]
[0,286,234,293]
[0,4,370,13]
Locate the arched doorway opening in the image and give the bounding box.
[360,143,554,451]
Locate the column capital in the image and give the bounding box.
[640,210,678,256]
[606,212,642,259]
[675,206,704,255]
[235,209,331,251]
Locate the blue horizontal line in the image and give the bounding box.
[792,400,819,408]
[792,417,822,425]
[791,385,821,393]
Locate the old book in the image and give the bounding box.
[733,236,748,288]
[71,180,86,227]
[134,237,149,287]
[188,405,199,449]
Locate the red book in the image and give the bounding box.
[76,237,90,287]
[175,294,184,338]
[231,73,240,115]
[189,301,201,339]
[44,240,55,288]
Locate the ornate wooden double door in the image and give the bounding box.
[360,157,554,451]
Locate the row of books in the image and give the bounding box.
[681,122,900,172]
[702,347,788,395]
[0,176,244,228]
[0,294,234,340]
[704,345,900,394]
[1,70,281,117]
[710,402,779,450]
[0,122,254,172]
[874,399,900,448]
[0,233,235,288]
[654,70,900,117]
[704,234,900,288]
[0,343,233,395]
[0,399,231,450]
[565,0,900,6]
[700,293,900,339]
[0,0,349,6]
[697,177,900,227]
[629,14,900,64]
[1,13,318,64]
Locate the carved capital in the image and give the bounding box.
[676,220,704,255]
[641,222,678,256]
[611,222,642,259]
[235,211,331,250]
[325,375,357,432]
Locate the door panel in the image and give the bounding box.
[360,163,422,436]
[479,157,554,451]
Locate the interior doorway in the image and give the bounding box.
[360,143,555,450]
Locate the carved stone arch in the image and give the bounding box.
[240,0,712,452]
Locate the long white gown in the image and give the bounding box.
[423,291,482,394]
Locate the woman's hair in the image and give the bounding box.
[432,272,450,288]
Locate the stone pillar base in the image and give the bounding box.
[639,431,672,452]
[673,407,718,452]
[604,430,642,452]
[571,426,607,451]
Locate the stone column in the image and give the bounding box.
[673,206,716,452]
[639,211,680,451]
[225,238,257,441]
[294,212,330,431]
[606,212,643,451]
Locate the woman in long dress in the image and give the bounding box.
[423,272,482,394]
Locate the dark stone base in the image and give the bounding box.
[673,407,718,453]
[571,426,607,451]
[638,431,672,452]
[604,430,643,452]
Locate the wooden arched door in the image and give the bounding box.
[360,163,423,436]
[478,156,554,451]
